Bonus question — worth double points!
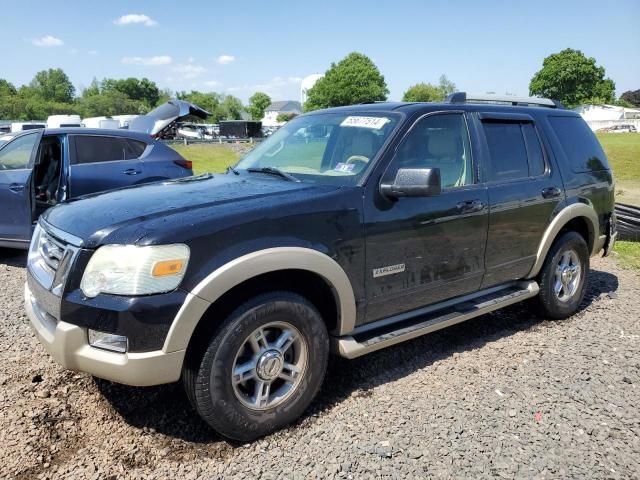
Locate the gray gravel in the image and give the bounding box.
[1,250,639,479]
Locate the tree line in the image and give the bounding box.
[1,48,638,122]
[0,70,275,123]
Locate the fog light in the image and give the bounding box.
[88,329,128,353]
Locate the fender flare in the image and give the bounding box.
[526,203,599,279]
[162,247,357,353]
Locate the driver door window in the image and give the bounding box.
[0,133,39,170]
[391,113,473,188]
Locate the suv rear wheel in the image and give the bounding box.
[534,231,589,319]
[183,291,329,441]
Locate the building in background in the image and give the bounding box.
[261,101,303,127]
[574,104,640,131]
[300,74,324,105]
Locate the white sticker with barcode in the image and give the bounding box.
[341,116,390,129]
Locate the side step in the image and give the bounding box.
[333,281,539,359]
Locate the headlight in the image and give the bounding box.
[80,244,190,298]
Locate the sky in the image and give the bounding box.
[2,0,639,104]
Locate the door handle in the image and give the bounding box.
[123,168,141,175]
[541,186,562,199]
[9,183,25,193]
[456,199,485,213]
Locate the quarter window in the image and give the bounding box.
[74,136,146,164]
[482,121,546,181]
[549,116,609,173]
[391,113,473,188]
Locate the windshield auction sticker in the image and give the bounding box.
[341,116,390,129]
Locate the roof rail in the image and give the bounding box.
[445,92,564,109]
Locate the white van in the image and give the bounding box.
[46,115,82,129]
[81,116,121,129]
[112,115,139,128]
[10,121,46,132]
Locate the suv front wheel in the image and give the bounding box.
[183,291,329,441]
[534,231,590,319]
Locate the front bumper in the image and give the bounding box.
[25,282,185,386]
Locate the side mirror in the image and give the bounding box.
[380,168,442,198]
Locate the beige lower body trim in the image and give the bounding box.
[25,283,184,386]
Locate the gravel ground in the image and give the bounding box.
[1,250,638,479]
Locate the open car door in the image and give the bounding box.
[128,100,210,138]
[0,130,43,247]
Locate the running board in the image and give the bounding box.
[333,281,539,359]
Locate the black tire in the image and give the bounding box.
[183,291,329,441]
[534,231,590,319]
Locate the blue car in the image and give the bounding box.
[0,128,193,249]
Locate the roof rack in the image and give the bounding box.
[445,92,564,109]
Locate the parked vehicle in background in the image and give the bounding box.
[129,100,209,138]
[47,115,81,128]
[0,128,192,249]
[598,124,638,133]
[112,115,139,129]
[25,93,616,441]
[81,117,121,129]
[11,122,47,132]
[219,120,262,138]
[176,123,211,140]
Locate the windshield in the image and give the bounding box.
[236,112,401,185]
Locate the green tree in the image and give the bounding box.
[529,48,615,107]
[29,68,75,103]
[219,95,245,120]
[77,90,146,117]
[620,89,640,107]
[102,77,160,107]
[437,74,456,96]
[247,92,272,120]
[402,83,444,102]
[82,78,101,98]
[0,79,17,97]
[304,52,388,111]
[276,112,298,123]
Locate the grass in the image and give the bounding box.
[172,143,240,175]
[597,133,640,206]
[613,241,640,271]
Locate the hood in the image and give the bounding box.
[42,173,339,248]
[128,100,210,137]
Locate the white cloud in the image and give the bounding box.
[114,14,158,27]
[203,80,221,88]
[32,35,64,47]
[172,63,207,79]
[217,55,235,65]
[225,76,304,102]
[121,55,172,66]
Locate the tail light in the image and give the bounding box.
[174,159,192,169]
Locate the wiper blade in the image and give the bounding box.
[246,166,300,182]
[226,165,239,175]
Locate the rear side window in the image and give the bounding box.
[482,121,547,181]
[123,139,147,159]
[74,136,145,164]
[549,116,609,173]
[482,122,529,181]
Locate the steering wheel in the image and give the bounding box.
[345,155,370,171]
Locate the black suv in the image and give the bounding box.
[25,93,617,441]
